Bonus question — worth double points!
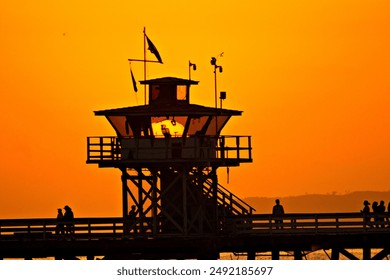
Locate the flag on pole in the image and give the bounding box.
[145,35,163,63]
[130,68,138,92]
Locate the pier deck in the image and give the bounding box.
[1,212,389,260]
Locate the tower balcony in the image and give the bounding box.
[86,135,252,167]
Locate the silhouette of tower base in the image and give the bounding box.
[121,166,221,235]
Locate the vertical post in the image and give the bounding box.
[236,136,240,159]
[115,137,120,160]
[294,250,303,260]
[152,172,158,234]
[248,136,252,160]
[110,137,114,160]
[100,137,103,160]
[121,170,129,220]
[247,251,256,260]
[271,250,280,260]
[331,248,340,260]
[143,27,147,105]
[198,168,204,233]
[88,219,91,240]
[363,247,371,260]
[211,58,222,136]
[138,169,143,233]
[43,222,46,240]
[211,167,219,233]
[214,67,217,109]
[87,137,90,161]
[183,170,188,235]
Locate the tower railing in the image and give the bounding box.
[87,137,121,161]
[87,135,252,164]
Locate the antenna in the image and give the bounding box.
[210,54,223,109]
[189,61,196,80]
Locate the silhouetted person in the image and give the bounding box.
[55,208,64,236]
[372,201,379,228]
[272,199,284,229]
[378,200,386,228]
[63,205,74,236]
[161,124,171,138]
[126,205,137,233]
[387,202,390,227]
[361,200,371,227]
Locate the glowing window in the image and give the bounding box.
[176,85,187,101]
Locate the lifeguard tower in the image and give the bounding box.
[87,76,254,235]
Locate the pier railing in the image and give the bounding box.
[0,213,389,241]
[0,218,124,241]
[225,212,390,235]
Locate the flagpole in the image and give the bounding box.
[143,27,147,105]
[127,28,163,104]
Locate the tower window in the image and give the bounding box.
[176,85,187,101]
[151,85,160,101]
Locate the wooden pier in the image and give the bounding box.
[1,212,389,260]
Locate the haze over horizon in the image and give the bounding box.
[1,1,390,218]
[244,190,390,214]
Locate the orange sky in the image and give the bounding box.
[1,0,390,218]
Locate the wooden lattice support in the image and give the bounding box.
[120,166,222,235]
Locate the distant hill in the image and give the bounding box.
[243,191,390,214]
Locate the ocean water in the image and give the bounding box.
[6,249,387,260]
[220,249,388,260]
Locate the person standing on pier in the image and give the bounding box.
[63,205,75,236]
[372,201,379,228]
[361,200,371,227]
[55,208,64,236]
[387,202,390,226]
[378,200,386,228]
[272,199,284,229]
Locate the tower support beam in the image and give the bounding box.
[121,169,129,220]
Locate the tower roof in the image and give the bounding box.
[140,77,199,85]
[94,103,242,117]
